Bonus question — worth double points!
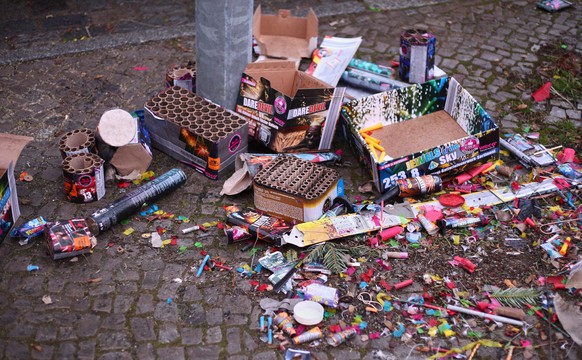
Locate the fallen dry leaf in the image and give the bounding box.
[31,344,43,352]
[87,277,102,283]
[515,103,528,110]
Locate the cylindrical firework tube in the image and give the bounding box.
[62,153,105,203]
[375,175,442,204]
[384,251,409,259]
[87,168,187,234]
[58,128,96,159]
[327,328,357,347]
[418,214,439,236]
[394,279,414,290]
[273,312,296,336]
[292,327,323,345]
[453,162,493,185]
[376,226,404,242]
[437,216,487,234]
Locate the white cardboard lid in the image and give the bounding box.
[98,109,137,147]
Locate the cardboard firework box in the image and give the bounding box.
[144,86,248,180]
[340,76,499,193]
[236,61,345,153]
[45,219,95,260]
[252,156,344,223]
[0,133,32,245]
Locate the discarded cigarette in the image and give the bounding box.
[446,305,525,326]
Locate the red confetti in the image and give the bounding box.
[257,284,269,291]
[117,181,131,188]
[133,66,149,71]
[249,280,259,287]
[428,318,438,327]
[170,236,178,245]
[532,82,552,102]
[369,332,380,339]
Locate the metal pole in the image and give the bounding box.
[195,0,253,110]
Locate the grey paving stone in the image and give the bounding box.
[75,313,101,337]
[186,345,222,360]
[226,327,242,354]
[92,295,113,313]
[251,351,278,360]
[154,302,179,322]
[136,293,154,314]
[566,109,581,120]
[206,326,223,344]
[550,107,567,118]
[113,295,134,313]
[98,352,132,360]
[181,327,203,345]
[78,340,96,360]
[131,317,156,341]
[183,285,203,302]
[56,342,77,359]
[157,347,185,360]
[206,307,224,326]
[135,343,155,360]
[159,322,181,343]
[97,332,131,351]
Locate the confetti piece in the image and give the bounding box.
[123,228,135,235]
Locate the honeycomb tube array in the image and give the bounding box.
[145,86,247,143]
[254,156,339,200]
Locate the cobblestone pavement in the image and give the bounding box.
[0,1,581,359]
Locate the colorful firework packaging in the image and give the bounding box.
[87,168,187,235]
[45,218,96,260]
[145,86,248,180]
[0,133,32,244]
[62,153,105,203]
[399,29,436,83]
[340,76,499,193]
[225,207,292,246]
[253,156,343,222]
[236,61,344,153]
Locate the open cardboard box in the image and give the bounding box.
[236,60,344,153]
[0,133,33,244]
[253,6,318,59]
[340,76,499,193]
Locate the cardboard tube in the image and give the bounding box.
[493,306,526,320]
[376,226,404,241]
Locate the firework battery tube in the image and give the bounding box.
[327,328,357,347]
[418,213,439,236]
[87,168,187,235]
[376,226,404,242]
[273,312,296,336]
[393,279,414,290]
[58,128,96,158]
[495,164,514,178]
[384,251,408,259]
[437,216,487,234]
[292,327,323,345]
[375,175,442,204]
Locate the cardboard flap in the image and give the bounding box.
[292,72,331,95]
[0,133,33,172]
[253,6,318,59]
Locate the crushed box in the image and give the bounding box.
[253,6,318,59]
[340,76,499,193]
[253,156,344,222]
[236,61,344,153]
[145,86,248,180]
[0,133,32,245]
[45,219,95,260]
